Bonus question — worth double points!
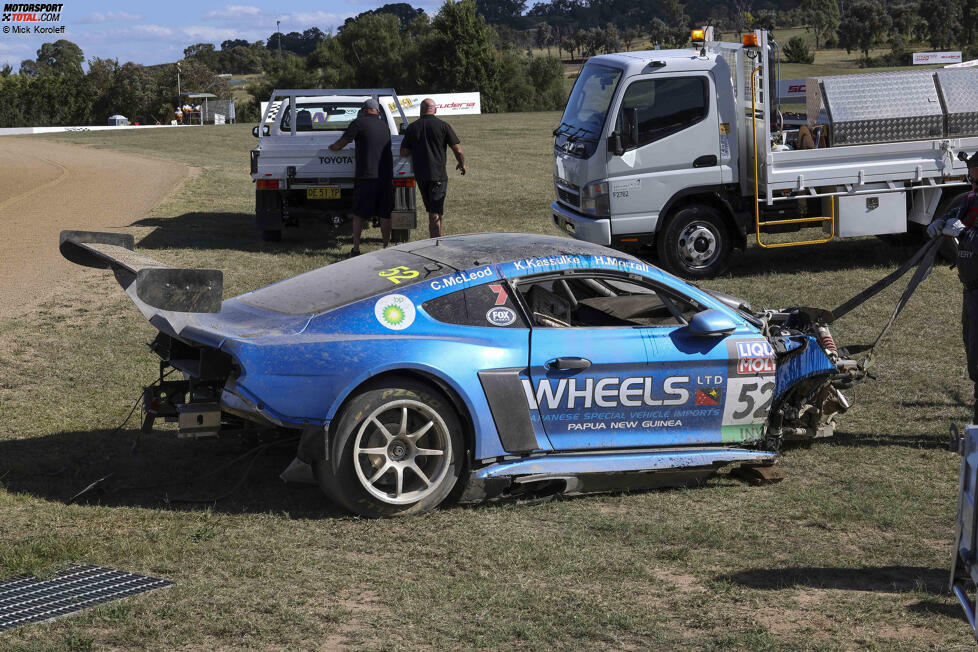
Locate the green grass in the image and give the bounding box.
[0,116,973,648]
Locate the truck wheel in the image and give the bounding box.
[391,228,410,244]
[314,380,464,518]
[260,229,282,242]
[656,205,732,279]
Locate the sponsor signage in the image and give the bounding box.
[946,59,978,68]
[913,51,962,65]
[383,92,481,117]
[777,78,807,101]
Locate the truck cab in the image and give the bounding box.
[251,88,417,242]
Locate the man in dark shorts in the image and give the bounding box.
[328,98,394,256]
[400,98,466,238]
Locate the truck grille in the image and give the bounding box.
[557,186,580,207]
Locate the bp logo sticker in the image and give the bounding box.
[486,306,517,326]
[375,294,416,330]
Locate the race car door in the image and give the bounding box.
[517,272,733,451]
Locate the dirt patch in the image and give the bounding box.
[0,138,188,321]
[320,589,386,649]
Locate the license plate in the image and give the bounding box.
[307,186,341,200]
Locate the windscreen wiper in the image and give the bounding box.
[552,121,575,137]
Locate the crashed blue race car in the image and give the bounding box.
[60,231,864,517]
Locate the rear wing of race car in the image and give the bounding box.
[59,230,223,313]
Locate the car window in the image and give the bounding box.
[618,77,708,149]
[279,101,388,133]
[238,251,449,315]
[423,282,527,328]
[515,274,701,328]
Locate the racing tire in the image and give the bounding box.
[391,228,410,244]
[656,205,732,279]
[260,229,282,242]
[314,380,464,518]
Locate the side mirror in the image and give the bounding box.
[399,122,408,135]
[252,125,259,137]
[608,132,624,156]
[686,309,738,337]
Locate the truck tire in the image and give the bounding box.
[656,205,732,279]
[391,228,410,244]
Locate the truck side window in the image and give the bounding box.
[619,77,708,149]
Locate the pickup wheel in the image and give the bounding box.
[314,380,464,518]
[656,205,732,279]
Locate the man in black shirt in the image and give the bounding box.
[400,98,466,238]
[329,98,394,256]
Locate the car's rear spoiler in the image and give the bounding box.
[59,230,223,313]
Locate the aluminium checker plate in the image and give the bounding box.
[936,68,978,138]
[807,70,944,145]
[0,565,173,632]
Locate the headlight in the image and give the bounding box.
[581,180,610,217]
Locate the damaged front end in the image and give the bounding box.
[759,307,866,446]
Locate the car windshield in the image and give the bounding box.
[238,250,450,315]
[556,64,623,154]
[279,101,383,132]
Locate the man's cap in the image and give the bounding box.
[362,98,380,111]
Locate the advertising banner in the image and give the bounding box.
[777,78,807,101]
[946,59,978,68]
[913,51,963,65]
[383,92,481,117]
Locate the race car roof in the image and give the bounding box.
[400,233,634,270]
[237,233,635,316]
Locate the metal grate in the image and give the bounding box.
[556,186,579,207]
[0,565,173,632]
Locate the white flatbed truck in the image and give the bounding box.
[251,88,417,242]
[552,28,978,277]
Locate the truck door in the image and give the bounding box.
[604,73,721,235]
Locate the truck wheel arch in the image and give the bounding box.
[657,187,745,250]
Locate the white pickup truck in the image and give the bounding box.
[251,88,417,242]
[552,28,978,277]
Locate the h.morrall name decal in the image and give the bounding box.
[522,375,691,410]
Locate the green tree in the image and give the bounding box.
[838,0,892,61]
[663,0,690,48]
[474,0,527,25]
[922,0,963,50]
[35,39,83,74]
[183,43,218,70]
[535,21,553,54]
[801,0,839,49]
[647,18,670,48]
[423,0,502,111]
[782,35,815,62]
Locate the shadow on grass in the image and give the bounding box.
[817,430,954,450]
[0,428,345,518]
[717,565,947,594]
[129,211,362,255]
[638,236,935,278]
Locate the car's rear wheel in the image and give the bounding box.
[315,381,464,517]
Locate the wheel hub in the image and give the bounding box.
[677,222,719,267]
[352,400,453,505]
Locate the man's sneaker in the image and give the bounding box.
[348,249,361,258]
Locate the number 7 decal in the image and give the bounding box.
[488,283,508,305]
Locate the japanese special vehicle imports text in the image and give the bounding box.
[552,28,978,277]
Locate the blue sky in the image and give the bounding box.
[0,1,442,68]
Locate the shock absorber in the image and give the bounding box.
[815,324,839,362]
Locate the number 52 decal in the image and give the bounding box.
[378,266,419,284]
[723,377,775,425]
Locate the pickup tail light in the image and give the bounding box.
[393,178,415,188]
[257,179,279,190]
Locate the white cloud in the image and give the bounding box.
[202,5,263,21]
[75,11,143,25]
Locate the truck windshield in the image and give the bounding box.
[280,102,385,132]
[557,64,622,155]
